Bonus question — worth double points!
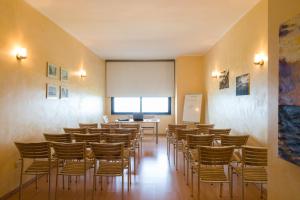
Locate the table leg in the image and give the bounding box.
[156,122,158,144]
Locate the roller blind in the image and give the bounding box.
[106,61,175,97]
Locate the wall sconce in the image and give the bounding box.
[79,69,87,78]
[211,70,227,79]
[254,54,266,66]
[15,47,27,60]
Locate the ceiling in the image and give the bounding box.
[24,0,260,59]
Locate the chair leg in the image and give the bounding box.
[187,157,189,185]
[128,163,130,191]
[219,183,223,197]
[176,143,178,170]
[191,166,193,197]
[260,184,263,199]
[122,174,124,196]
[100,177,103,191]
[48,170,51,200]
[242,177,245,200]
[173,143,176,165]
[197,167,200,200]
[55,173,59,200]
[35,175,38,191]
[19,162,23,200]
[183,153,185,176]
[84,173,86,200]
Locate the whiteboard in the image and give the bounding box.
[183,94,202,123]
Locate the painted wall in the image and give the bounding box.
[175,56,205,124]
[0,0,105,197]
[268,0,300,199]
[203,0,268,145]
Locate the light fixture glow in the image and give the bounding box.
[254,54,266,66]
[79,69,87,78]
[211,70,220,78]
[15,47,27,60]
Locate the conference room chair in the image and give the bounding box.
[208,128,231,145]
[72,133,101,161]
[166,124,187,162]
[241,146,268,200]
[104,133,133,176]
[195,124,215,135]
[119,124,142,153]
[101,123,120,129]
[43,133,72,143]
[185,135,214,188]
[175,128,199,171]
[79,123,98,129]
[15,142,52,200]
[196,146,234,200]
[64,127,87,134]
[90,143,129,199]
[87,128,110,137]
[52,142,90,200]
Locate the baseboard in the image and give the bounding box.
[0,176,42,200]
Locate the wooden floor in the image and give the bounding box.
[8,136,266,200]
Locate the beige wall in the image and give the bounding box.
[268,0,300,199]
[175,56,205,124]
[0,0,105,197]
[203,0,268,145]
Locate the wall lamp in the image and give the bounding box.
[254,54,266,66]
[15,47,27,60]
[79,69,87,78]
[211,70,227,78]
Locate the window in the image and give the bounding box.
[111,97,171,115]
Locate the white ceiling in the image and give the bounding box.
[24,0,260,59]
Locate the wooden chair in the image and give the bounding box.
[73,133,101,147]
[88,128,110,136]
[195,124,214,135]
[79,123,98,129]
[52,142,89,200]
[241,146,267,200]
[220,135,249,163]
[90,143,129,199]
[166,124,187,162]
[43,133,72,143]
[208,128,231,144]
[175,128,199,171]
[104,134,134,174]
[15,142,52,200]
[185,135,214,188]
[196,146,234,199]
[64,128,87,134]
[101,123,119,129]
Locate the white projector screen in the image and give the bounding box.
[106,61,175,97]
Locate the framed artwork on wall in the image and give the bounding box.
[46,84,59,99]
[219,70,229,89]
[278,14,300,166]
[236,73,250,96]
[47,62,57,79]
[60,67,68,81]
[60,86,69,99]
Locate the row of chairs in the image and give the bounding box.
[15,140,130,200]
[165,124,268,200]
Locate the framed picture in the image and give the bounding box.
[60,86,69,99]
[60,68,68,81]
[219,70,229,90]
[47,63,57,79]
[236,73,250,96]
[46,84,59,99]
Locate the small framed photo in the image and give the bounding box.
[60,86,69,99]
[236,73,250,96]
[47,63,57,79]
[46,84,59,99]
[60,68,68,81]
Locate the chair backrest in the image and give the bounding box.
[73,133,101,147]
[242,146,267,167]
[64,128,87,134]
[111,128,137,140]
[196,124,215,135]
[101,123,120,129]
[88,128,110,135]
[15,142,50,159]
[120,123,140,131]
[167,124,188,135]
[43,133,72,143]
[198,146,234,165]
[186,135,214,149]
[176,128,199,141]
[220,135,249,148]
[52,142,86,160]
[104,134,131,148]
[79,123,98,129]
[208,128,231,140]
[91,143,124,161]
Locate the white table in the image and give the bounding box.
[116,118,160,144]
